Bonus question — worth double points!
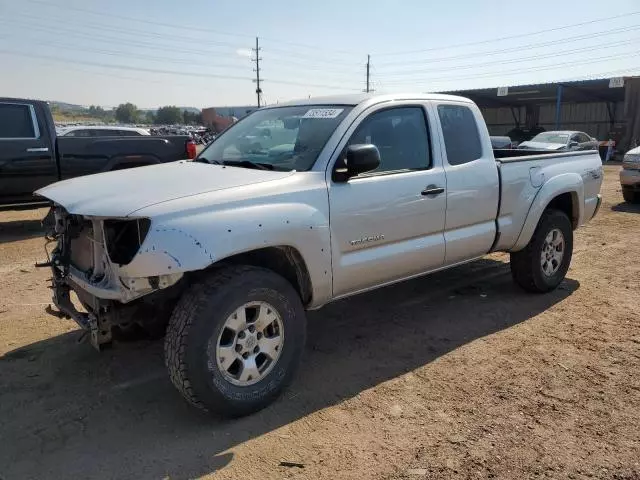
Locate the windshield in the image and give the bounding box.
[197,105,353,171]
[531,132,569,144]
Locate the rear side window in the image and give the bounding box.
[0,103,36,139]
[437,104,482,165]
[96,129,124,136]
[65,129,93,137]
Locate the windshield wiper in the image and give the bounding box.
[194,158,221,164]
[222,160,274,170]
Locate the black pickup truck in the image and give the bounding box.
[0,98,197,210]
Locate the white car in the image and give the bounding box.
[620,145,640,203]
[58,126,150,137]
[519,131,598,151]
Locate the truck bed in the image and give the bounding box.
[494,149,596,161]
[493,150,602,252]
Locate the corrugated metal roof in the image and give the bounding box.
[439,76,637,107]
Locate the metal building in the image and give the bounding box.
[444,76,640,153]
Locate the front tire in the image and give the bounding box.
[164,266,306,417]
[510,209,573,293]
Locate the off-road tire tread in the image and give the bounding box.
[510,209,572,293]
[164,265,257,412]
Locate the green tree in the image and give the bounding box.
[88,105,107,118]
[144,111,156,124]
[155,106,183,125]
[183,110,203,125]
[115,103,139,124]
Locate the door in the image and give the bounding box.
[328,104,447,297]
[0,102,57,203]
[434,103,500,265]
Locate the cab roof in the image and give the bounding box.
[274,93,474,108]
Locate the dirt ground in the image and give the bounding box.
[0,165,638,480]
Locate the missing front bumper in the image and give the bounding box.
[41,206,183,349]
[47,268,113,350]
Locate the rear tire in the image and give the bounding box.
[622,188,639,203]
[164,266,306,417]
[510,209,573,293]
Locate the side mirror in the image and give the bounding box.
[333,144,380,182]
[569,141,579,148]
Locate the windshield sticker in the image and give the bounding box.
[303,108,344,119]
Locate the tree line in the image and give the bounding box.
[114,103,203,125]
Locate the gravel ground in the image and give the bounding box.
[0,165,638,480]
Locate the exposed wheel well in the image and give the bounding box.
[205,246,313,306]
[546,192,579,229]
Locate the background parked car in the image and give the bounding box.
[620,145,640,203]
[58,126,150,137]
[518,131,598,151]
[0,98,196,210]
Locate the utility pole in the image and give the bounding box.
[365,54,372,93]
[252,37,262,107]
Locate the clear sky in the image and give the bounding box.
[1,0,640,109]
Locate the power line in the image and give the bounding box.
[381,50,640,86]
[370,64,385,93]
[262,55,362,74]
[0,19,240,59]
[0,50,360,91]
[377,37,640,78]
[375,9,640,56]
[262,48,359,66]
[0,35,252,72]
[431,65,640,93]
[7,13,243,52]
[258,37,361,56]
[20,0,361,56]
[1,17,363,74]
[376,24,640,68]
[0,23,364,86]
[21,0,255,39]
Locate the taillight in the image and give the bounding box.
[186,140,197,160]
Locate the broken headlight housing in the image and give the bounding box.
[103,218,151,266]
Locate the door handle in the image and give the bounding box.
[421,185,445,196]
[26,147,49,153]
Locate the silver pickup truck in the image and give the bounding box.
[37,93,603,416]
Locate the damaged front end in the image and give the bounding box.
[42,206,183,349]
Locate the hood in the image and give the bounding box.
[626,145,640,155]
[518,141,567,151]
[36,161,294,217]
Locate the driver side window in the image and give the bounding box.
[347,107,431,174]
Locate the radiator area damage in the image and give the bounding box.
[43,206,183,349]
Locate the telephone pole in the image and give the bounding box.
[252,37,262,107]
[365,54,373,93]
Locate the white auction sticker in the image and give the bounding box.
[302,108,344,119]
